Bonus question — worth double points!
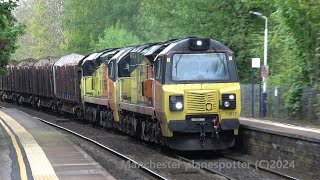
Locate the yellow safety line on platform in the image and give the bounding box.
[0,118,28,180]
[0,111,59,180]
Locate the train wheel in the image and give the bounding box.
[93,108,100,127]
[76,108,83,120]
[129,116,136,137]
[149,122,155,142]
[141,121,150,141]
[36,99,41,109]
[91,108,96,123]
[153,122,160,144]
[99,110,105,127]
[137,118,142,138]
[57,103,63,115]
[51,104,57,113]
[18,96,22,105]
[12,94,16,103]
[86,106,91,122]
[129,116,135,136]
[107,110,114,129]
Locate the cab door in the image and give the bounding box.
[154,56,164,113]
[108,60,116,108]
[108,59,120,122]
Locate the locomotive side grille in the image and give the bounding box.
[186,90,218,114]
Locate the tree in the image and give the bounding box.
[11,0,39,60]
[92,24,141,51]
[29,0,65,59]
[0,1,24,75]
[265,0,320,114]
[62,0,140,54]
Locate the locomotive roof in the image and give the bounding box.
[143,44,168,62]
[16,58,36,67]
[54,53,84,66]
[131,44,154,53]
[159,38,232,55]
[112,47,133,63]
[83,53,101,62]
[100,49,119,58]
[33,56,59,67]
[99,49,120,63]
[81,53,99,66]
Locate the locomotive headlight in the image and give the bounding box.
[222,94,236,109]
[188,38,210,51]
[169,95,184,111]
[175,102,183,109]
[229,94,235,100]
[224,101,230,108]
[170,95,176,102]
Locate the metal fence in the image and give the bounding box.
[240,84,319,124]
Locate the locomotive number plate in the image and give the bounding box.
[191,118,205,121]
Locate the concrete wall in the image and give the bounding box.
[237,127,320,179]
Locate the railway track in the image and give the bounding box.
[173,154,235,180]
[33,116,167,180]
[173,153,299,180]
[0,102,300,179]
[224,155,298,180]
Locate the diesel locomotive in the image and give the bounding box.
[0,37,241,151]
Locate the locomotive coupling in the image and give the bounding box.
[198,122,208,147]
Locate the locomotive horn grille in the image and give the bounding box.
[185,90,218,114]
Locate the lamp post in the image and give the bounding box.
[250,11,268,117]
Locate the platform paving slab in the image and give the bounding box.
[0,108,115,180]
[0,125,12,180]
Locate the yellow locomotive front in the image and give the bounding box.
[154,38,240,151]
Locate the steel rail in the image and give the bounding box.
[33,117,167,180]
[173,153,299,180]
[173,154,235,180]
[223,155,299,180]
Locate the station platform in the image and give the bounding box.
[240,117,320,143]
[0,108,115,180]
[238,117,320,179]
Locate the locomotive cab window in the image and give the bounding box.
[108,60,115,80]
[171,53,229,81]
[118,55,130,77]
[82,60,96,76]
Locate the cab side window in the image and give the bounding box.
[154,56,163,82]
[108,60,114,80]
